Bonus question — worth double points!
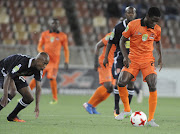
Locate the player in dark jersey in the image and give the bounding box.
[103,6,139,117]
[0,52,49,122]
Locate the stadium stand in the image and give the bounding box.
[0,0,179,67]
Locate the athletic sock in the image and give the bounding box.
[50,79,58,101]
[29,78,36,90]
[88,85,110,107]
[8,98,29,118]
[0,94,13,111]
[117,86,130,112]
[127,88,134,104]
[148,90,157,121]
[114,85,120,114]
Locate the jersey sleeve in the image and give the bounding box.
[62,34,69,63]
[154,27,161,42]
[37,32,45,52]
[122,21,133,39]
[109,23,124,44]
[34,70,43,81]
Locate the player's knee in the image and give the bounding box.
[9,90,16,98]
[23,96,34,104]
[106,85,113,93]
[117,81,126,87]
[149,86,156,92]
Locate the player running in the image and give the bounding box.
[115,7,162,127]
[0,52,49,122]
[83,33,116,114]
[29,18,69,104]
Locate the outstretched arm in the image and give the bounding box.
[103,42,112,67]
[155,41,163,71]
[0,74,11,107]
[120,35,130,68]
[94,40,105,71]
[34,80,42,118]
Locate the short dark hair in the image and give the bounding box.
[148,7,161,17]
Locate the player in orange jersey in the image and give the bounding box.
[29,18,69,104]
[83,33,116,114]
[114,7,162,127]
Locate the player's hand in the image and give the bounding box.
[158,57,163,72]
[34,106,39,119]
[103,57,108,67]
[0,95,8,107]
[123,57,131,68]
[64,63,69,70]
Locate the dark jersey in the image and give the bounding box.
[108,19,130,60]
[0,54,42,81]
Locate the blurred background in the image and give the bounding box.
[0,0,179,97]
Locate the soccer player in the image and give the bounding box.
[0,52,49,122]
[29,18,69,104]
[115,7,162,127]
[83,33,116,114]
[103,6,138,117]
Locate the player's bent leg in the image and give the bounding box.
[0,80,16,111]
[145,74,158,124]
[115,71,133,120]
[7,86,34,122]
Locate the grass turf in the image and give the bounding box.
[0,94,180,134]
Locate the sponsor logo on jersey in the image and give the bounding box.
[142,34,148,41]
[12,64,22,74]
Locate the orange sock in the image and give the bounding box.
[50,79,58,101]
[29,79,36,90]
[118,86,130,112]
[88,85,110,107]
[148,90,157,121]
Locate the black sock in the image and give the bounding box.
[8,98,29,118]
[127,88,134,104]
[114,85,120,114]
[0,94,13,111]
[114,94,120,114]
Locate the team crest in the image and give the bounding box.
[50,37,55,42]
[142,34,148,41]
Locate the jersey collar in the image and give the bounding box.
[28,58,34,68]
[123,19,127,28]
[141,18,154,29]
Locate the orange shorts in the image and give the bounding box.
[98,63,116,85]
[43,67,58,79]
[121,60,157,81]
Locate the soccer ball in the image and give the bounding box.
[130,111,147,127]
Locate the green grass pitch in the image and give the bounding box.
[0,94,180,134]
